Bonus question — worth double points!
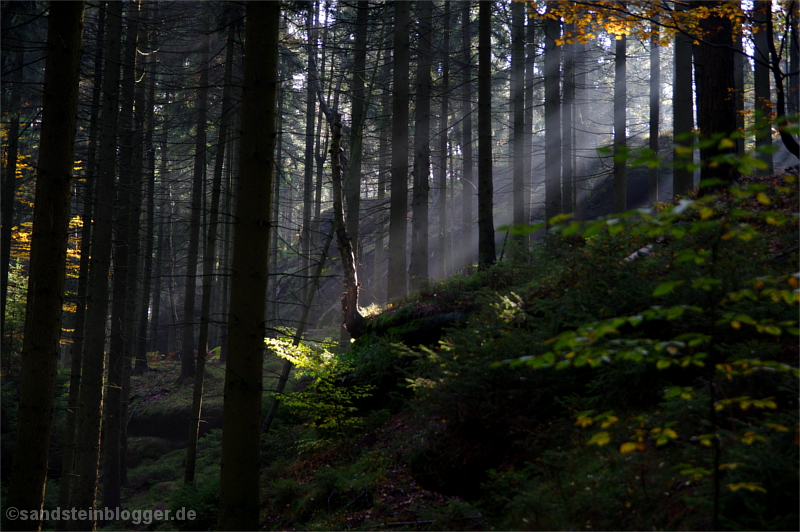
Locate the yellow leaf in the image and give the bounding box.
[718,137,735,150]
[756,192,770,205]
[620,442,638,453]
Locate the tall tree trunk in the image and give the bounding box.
[58,4,105,516]
[4,4,84,530]
[673,3,694,197]
[179,24,210,383]
[67,4,122,529]
[437,1,451,278]
[217,2,279,529]
[524,10,536,226]
[754,1,774,175]
[374,55,391,304]
[331,115,366,338]
[765,2,799,157]
[186,22,235,486]
[301,2,318,305]
[477,0,496,269]
[613,34,627,213]
[691,1,737,183]
[388,0,410,300]
[133,7,158,376]
[461,1,475,264]
[410,0,433,288]
[511,0,524,252]
[649,20,660,205]
[102,1,139,510]
[561,22,575,215]
[574,38,587,220]
[544,10,561,222]
[348,0,368,274]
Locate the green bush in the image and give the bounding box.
[168,476,218,531]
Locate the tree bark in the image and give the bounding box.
[179,24,210,383]
[185,22,235,486]
[4,3,84,530]
[217,2,279,529]
[477,0,496,269]
[511,0,524,250]
[754,1,774,174]
[388,0,410,300]
[437,1,451,278]
[410,0,433,287]
[691,1,737,183]
[562,22,575,215]
[614,34,627,213]
[544,10,561,222]
[649,20,660,205]
[673,2,694,197]
[67,4,122,529]
[461,1,475,264]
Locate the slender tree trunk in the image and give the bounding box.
[477,0,496,269]
[186,22,235,486]
[673,3,695,197]
[374,55,391,304]
[179,25,210,383]
[301,2,318,305]
[649,20,660,205]
[410,0,433,287]
[511,0,524,252]
[766,0,799,157]
[67,4,122,529]
[133,9,157,376]
[613,34,627,213]
[348,0,368,273]
[544,10,561,222]
[4,4,84,530]
[217,3,279,529]
[461,1,475,264]
[574,38,587,220]
[524,10,536,227]
[561,22,575,215]
[691,1,737,183]
[437,1,451,278]
[754,1,774,175]
[58,5,105,516]
[388,0,410,300]
[102,1,139,510]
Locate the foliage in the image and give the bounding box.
[168,476,219,531]
[265,332,374,444]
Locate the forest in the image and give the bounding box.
[1,0,798,530]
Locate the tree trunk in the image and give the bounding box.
[673,3,694,197]
[58,4,105,516]
[692,1,737,183]
[437,1,451,278]
[477,0,496,269]
[301,2,318,305]
[179,25,210,383]
[649,20,660,205]
[217,3,279,529]
[185,22,235,486]
[544,11,561,222]
[388,0,410,300]
[332,115,366,338]
[561,22,575,215]
[4,4,84,530]
[410,0,433,288]
[103,1,139,510]
[511,0,524,252]
[613,34,627,213]
[348,0,368,274]
[754,1,774,175]
[461,1,475,264]
[67,4,122,529]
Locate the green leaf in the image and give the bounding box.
[653,281,682,297]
